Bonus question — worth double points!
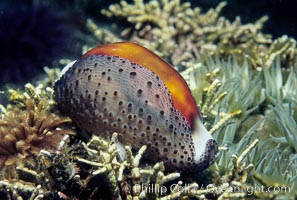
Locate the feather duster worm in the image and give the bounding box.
[0,99,74,179]
[54,42,218,171]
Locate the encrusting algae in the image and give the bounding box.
[1,0,297,199]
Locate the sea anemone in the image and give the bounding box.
[0,98,74,179]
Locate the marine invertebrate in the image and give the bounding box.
[54,42,218,171]
[97,0,297,69]
[0,131,265,199]
[0,181,45,199]
[0,134,82,200]
[0,97,74,179]
[75,133,225,199]
[2,0,297,198]
[2,55,295,198]
[77,134,261,199]
[190,56,296,197]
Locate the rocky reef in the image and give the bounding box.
[0,0,296,199]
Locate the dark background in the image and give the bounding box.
[193,0,297,39]
[0,0,296,85]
